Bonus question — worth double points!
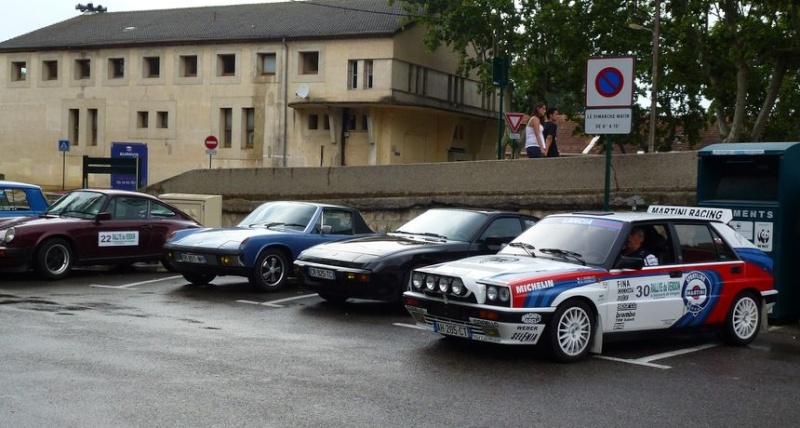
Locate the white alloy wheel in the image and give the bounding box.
[719,292,761,346]
[547,300,594,363]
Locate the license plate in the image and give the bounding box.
[308,267,336,280]
[179,253,207,264]
[434,321,471,338]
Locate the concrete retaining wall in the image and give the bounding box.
[144,151,699,230]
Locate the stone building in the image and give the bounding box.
[0,0,500,190]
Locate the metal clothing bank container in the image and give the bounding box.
[697,142,800,321]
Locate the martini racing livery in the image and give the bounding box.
[403,207,776,362]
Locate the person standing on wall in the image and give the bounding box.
[543,106,561,158]
[525,102,547,159]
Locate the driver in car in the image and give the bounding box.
[621,227,659,266]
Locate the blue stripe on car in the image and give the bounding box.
[734,247,773,275]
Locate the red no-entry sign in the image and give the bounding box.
[204,135,219,150]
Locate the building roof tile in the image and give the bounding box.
[0,0,409,51]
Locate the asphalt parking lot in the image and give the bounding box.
[2,265,799,427]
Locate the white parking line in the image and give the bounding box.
[595,343,718,369]
[89,275,183,290]
[393,323,428,331]
[237,293,319,308]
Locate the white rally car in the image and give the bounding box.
[403,206,776,362]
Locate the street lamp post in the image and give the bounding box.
[629,0,660,153]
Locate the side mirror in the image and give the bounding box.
[95,212,112,223]
[321,224,333,234]
[616,255,645,270]
[484,236,510,252]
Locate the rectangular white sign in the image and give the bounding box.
[584,108,632,134]
[99,231,140,247]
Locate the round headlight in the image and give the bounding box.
[487,286,498,301]
[425,275,437,291]
[438,277,449,293]
[3,227,15,243]
[451,278,464,295]
[499,287,510,302]
[411,272,424,290]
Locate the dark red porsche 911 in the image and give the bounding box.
[0,189,201,279]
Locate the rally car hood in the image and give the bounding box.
[299,233,455,262]
[167,227,296,250]
[416,254,607,305]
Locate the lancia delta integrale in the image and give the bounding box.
[403,206,776,362]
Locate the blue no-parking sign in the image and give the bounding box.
[585,57,635,108]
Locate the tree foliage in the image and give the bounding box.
[393,0,800,148]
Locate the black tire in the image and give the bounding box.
[250,248,289,292]
[34,238,73,280]
[718,291,761,346]
[318,293,348,304]
[546,300,594,363]
[182,272,216,286]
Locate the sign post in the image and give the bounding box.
[585,56,635,209]
[204,135,218,169]
[492,56,509,160]
[58,139,70,190]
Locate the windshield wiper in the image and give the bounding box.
[414,232,448,240]
[50,209,91,217]
[393,230,447,240]
[508,242,536,257]
[247,221,285,228]
[539,248,586,265]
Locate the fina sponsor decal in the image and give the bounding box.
[521,313,542,324]
[682,271,711,316]
[515,279,555,294]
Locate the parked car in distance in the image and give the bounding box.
[403,206,776,363]
[294,208,539,304]
[164,201,375,292]
[0,189,202,279]
[0,180,49,218]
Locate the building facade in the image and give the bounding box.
[0,0,501,190]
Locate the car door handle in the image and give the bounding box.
[730,265,742,274]
[669,270,683,278]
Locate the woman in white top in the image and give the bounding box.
[525,102,547,158]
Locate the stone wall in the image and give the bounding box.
[143,151,699,230]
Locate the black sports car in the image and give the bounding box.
[293,208,538,303]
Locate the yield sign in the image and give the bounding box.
[504,112,526,133]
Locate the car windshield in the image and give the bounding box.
[45,191,107,218]
[393,209,487,242]
[501,216,623,266]
[238,202,317,230]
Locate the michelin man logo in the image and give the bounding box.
[682,271,712,316]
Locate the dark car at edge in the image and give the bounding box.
[294,208,538,304]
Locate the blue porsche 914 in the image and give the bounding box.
[164,201,375,291]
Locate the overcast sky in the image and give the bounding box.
[0,0,284,43]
